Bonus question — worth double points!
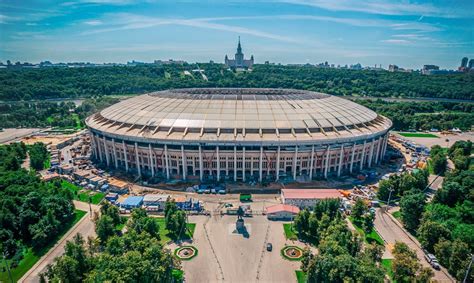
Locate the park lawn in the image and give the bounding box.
[71,113,83,130]
[381,259,395,282]
[283,223,298,240]
[392,211,401,220]
[154,218,196,244]
[43,155,51,169]
[115,216,129,231]
[172,269,184,281]
[398,132,438,138]
[295,270,307,283]
[349,217,384,246]
[0,210,86,283]
[61,180,105,204]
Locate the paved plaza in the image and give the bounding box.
[179,214,302,283]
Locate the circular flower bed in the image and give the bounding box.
[281,246,304,261]
[174,246,198,261]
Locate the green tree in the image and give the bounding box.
[127,208,160,239]
[100,202,121,226]
[352,199,367,224]
[95,215,115,244]
[362,212,375,234]
[391,242,432,283]
[294,209,310,237]
[400,192,425,231]
[417,220,451,252]
[431,153,447,175]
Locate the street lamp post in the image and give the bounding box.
[386,186,395,212]
[463,255,473,283]
[2,251,13,283]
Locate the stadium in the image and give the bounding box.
[85,88,392,182]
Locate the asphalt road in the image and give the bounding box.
[19,201,99,283]
[374,208,454,282]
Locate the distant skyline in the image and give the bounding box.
[0,0,473,69]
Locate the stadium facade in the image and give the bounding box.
[86,88,392,182]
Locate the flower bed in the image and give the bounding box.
[281,246,304,261]
[174,246,198,261]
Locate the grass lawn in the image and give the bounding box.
[61,180,105,204]
[392,211,401,220]
[0,209,86,283]
[381,259,395,282]
[115,216,129,231]
[349,217,384,246]
[295,270,307,283]
[283,223,298,240]
[43,155,51,169]
[398,132,438,138]
[172,269,184,281]
[154,218,195,244]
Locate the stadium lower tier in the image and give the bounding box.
[89,131,389,182]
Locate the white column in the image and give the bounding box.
[382,134,388,159]
[293,146,298,180]
[216,146,220,182]
[337,144,344,177]
[324,146,330,178]
[91,133,98,159]
[149,144,155,177]
[198,145,203,181]
[309,145,314,179]
[250,156,254,176]
[96,135,103,163]
[375,137,382,164]
[112,139,118,169]
[164,144,170,179]
[225,156,229,177]
[368,140,375,167]
[103,136,110,166]
[181,145,186,180]
[276,145,281,181]
[134,142,141,177]
[380,135,386,161]
[233,146,237,181]
[259,146,263,182]
[242,147,246,182]
[122,141,129,172]
[349,143,356,173]
[360,141,367,170]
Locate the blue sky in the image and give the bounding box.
[0,0,473,69]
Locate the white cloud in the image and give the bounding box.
[381,39,411,44]
[84,20,103,26]
[82,14,297,42]
[279,0,468,18]
[0,14,19,24]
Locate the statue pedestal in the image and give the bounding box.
[236,219,245,230]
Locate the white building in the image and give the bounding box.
[143,194,170,211]
[281,189,341,208]
[266,204,300,220]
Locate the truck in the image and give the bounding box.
[239,193,252,202]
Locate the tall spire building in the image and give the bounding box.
[225,37,254,69]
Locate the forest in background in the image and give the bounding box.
[1,63,473,101]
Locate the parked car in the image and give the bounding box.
[211,188,217,194]
[218,189,226,194]
[266,243,272,252]
[424,253,440,270]
[224,203,233,208]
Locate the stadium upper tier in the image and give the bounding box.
[86,88,391,144]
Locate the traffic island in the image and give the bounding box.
[174,246,198,261]
[281,246,304,261]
